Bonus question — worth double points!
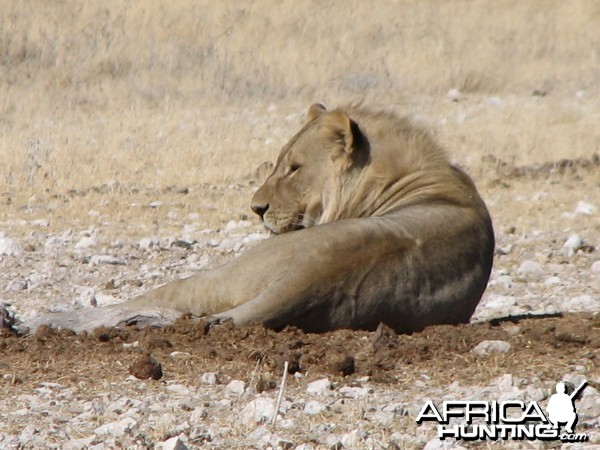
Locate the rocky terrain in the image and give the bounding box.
[1,159,599,449]
[1,1,599,448]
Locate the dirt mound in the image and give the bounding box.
[1,313,597,392]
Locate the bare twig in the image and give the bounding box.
[271,361,289,426]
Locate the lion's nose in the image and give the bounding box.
[251,202,269,219]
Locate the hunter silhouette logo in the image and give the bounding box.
[416,379,589,442]
[546,381,586,434]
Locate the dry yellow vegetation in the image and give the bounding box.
[1,0,598,213]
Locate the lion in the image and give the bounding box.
[16,104,494,334]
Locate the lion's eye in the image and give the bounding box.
[289,163,301,174]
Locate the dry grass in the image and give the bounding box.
[1,0,599,213]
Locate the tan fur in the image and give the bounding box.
[22,104,494,334]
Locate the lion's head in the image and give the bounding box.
[252,103,475,234]
[251,104,370,234]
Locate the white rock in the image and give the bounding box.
[156,412,188,434]
[139,237,160,250]
[563,234,583,257]
[157,435,188,450]
[160,237,173,249]
[181,224,197,238]
[306,378,331,395]
[591,261,600,273]
[223,220,251,232]
[495,374,514,390]
[167,384,191,396]
[565,295,598,312]
[149,201,163,208]
[27,272,44,286]
[240,396,276,425]
[225,379,245,396]
[0,237,23,256]
[325,434,343,448]
[496,245,513,255]
[578,386,600,418]
[63,436,95,450]
[44,235,67,252]
[544,276,561,286]
[526,386,547,402]
[491,275,513,288]
[80,288,96,306]
[18,423,37,444]
[169,351,191,360]
[517,260,541,274]
[89,255,125,265]
[276,418,296,429]
[200,372,220,385]
[6,279,27,292]
[75,236,97,249]
[575,201,597,215]
[93,293,121,307]
[472,340,512,356]
[30,219,49,227]
[424,438,462,450]
[215,237,241,252]
[304,400,326,415]
[245,426,274,447]
[447,88,461,102]
[339,386,370,399]
[190,407,207,422]
[216,398,232,408]
[484,295,516,309]
[94,417,137,436]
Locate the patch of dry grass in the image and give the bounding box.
[1,0,598,215]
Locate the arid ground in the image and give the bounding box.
[1,1,599,448]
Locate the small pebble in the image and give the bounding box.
[565,295,599,312]
[447,88,461,102]
[575,201,597,216]
[0,237,23,257]
[201,372,220,385]
[304,400,326,415]
[139,237,160,250]
[225,380,245,396]
[157,436,188,450]
[517,260,541,274]
[240,396,276,425]
[75,236,96,249]
[472,340,512,356]
[563,234,583,257]
[306,378,331,395]
[94,417,137,436]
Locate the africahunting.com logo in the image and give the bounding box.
[416,380,589,443]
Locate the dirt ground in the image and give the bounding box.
[1,311,599,396]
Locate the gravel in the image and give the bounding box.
[1,176,599,448]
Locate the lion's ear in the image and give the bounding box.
[323,109,354,156]
[322,110,368,169]
[307,103,326,122]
